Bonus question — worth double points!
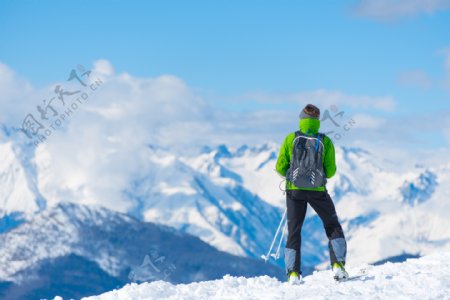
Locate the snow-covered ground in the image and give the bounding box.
[83,251,450,300]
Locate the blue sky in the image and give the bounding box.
[1,0,450,151]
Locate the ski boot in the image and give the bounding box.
[287,271,301,285]
[332,262,349,281]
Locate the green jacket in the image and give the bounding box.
[275,118,336,191]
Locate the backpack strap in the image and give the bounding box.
[292,131,301,146]
[315,133,321,153]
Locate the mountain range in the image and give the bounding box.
[1,123,450,298]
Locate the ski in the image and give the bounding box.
[334,268,368,283]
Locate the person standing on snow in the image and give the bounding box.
[275,104,348,284]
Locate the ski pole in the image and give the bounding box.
[272,217,287,260]
[261,207,287,262]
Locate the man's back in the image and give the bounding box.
[276,108,337,191]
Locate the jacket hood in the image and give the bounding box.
[299,118,320,136]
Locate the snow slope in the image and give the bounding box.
[84,251,450,300]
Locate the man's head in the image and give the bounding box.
[299,104,320,120]
[299,104,321,135]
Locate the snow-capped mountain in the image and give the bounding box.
[174,142,450,269]
[0,126,45,220]
[329,147,450,267]
[123,143,282,259]
[1,122,450,273]
[0,125,283,263]
[84,251,450,300]
[0,202,283,300]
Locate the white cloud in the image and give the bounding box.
[0,60,214,212]
[244,89,396,112]
[353,0,450,21]
[444,128,450,145]
[0,59,301,212]
[344,110,450,159]
[20,63,294,212]
[0,62,34,124]
[0,62,15,84]
[397,70,432,88]
[93,59,115,77]
[352,113,386,129]
[443,114,450,145]
[0,60,447,214]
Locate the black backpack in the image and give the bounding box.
[286,131,326,189]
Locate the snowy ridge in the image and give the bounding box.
[84,251,450,300]
[0,202,136,281]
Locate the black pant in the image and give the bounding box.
[284,189,346,275]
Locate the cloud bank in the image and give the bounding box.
[1,60,448,213]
